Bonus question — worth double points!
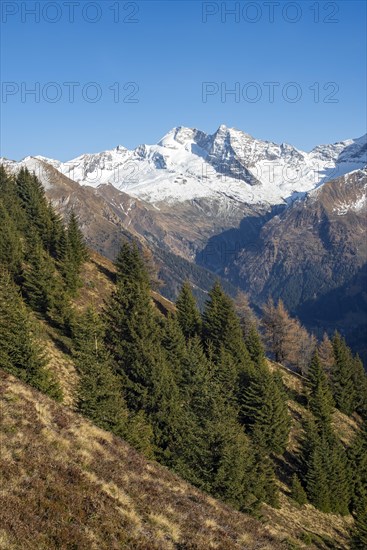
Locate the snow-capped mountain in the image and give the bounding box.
[1,127,366,359]
[4,126,365,208]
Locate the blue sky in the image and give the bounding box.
[1,0,366,160]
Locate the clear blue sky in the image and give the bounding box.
[1,0,366,160]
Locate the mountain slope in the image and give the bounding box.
[209,169,367,356]
[0,366,356,550]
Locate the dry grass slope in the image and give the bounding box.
[0,252,358,549]
[1,370,286,550]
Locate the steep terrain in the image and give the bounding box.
[2,127,366,352]
[205,169,367,357]
[0,251,361,550]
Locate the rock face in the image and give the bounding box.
[1,127,366,355]
[203,169,366,359]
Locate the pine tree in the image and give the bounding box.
[60,211,88,294]
[291,474,307,505]
[0,199,23,277]
[351,494,367,549]
[307,350,334,425]
[202,281,253,375]
[0,270,62,400]
[245,322,266,368]
[74,308,154,456]
[305,433,331,512]
[348,424,367,511]
[103,241,185,463]
[352,355,367,419]
[176,281,202,340]
[161,313,187,384]
[332,332,356,415]
[240,367,290,454]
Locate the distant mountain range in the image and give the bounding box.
[2,125,366,357]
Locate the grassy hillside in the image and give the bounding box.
[0,367,355,550]
[0,251,359,549]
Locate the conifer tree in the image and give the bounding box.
[332,332,356,415]
[0,270,61,400]
[235,291,258,340]
[245,322,266,367]
[202,282,253,375]
[305,433,331,513]
[103,241,185,463]
[0,200,23,276]
[74,308,153,456]
[307,350,334,425]
[301,419,351,514]
[60,211,88,294]
[161,313,187,384]
[351,494,367,549]
[176,281,202,340]
[352,355,367,419]
[291,473,307,505]
[240,367,290,454]
[348,424,367,511]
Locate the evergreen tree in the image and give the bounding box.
[74,308,154,456]
[307,350,334,425]
[176,281,202,340]
[0,199,23,277]
[351,494,367,549]
[161,313,187,384]
[202,282,253,375]
[245,322,266,368]
[352,355,367,419]
[103,241,185,463]
[301,419,351,514]
[60,211,88,294]
[291,473,307,505]
[0,270,61,400]
[332,332,356,415]
[348,424,367,511]
[240,367,290,454]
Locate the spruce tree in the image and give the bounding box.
[176,281,202,340]
[351,494,367,549]
[245,322,266,368]
[332,332,356,415]
[0,200,23,277]
[161,313,187,384]
[60,211,88,294]
[352,355,367,419]
[305,433,331,513]
[74,308,154,456]
[0,270,61,400]
[307,350,334,425]
[202,281,253,375]
[291,473,307,505]
[348,424,367,511]
[240,367,290,454]
[103,241,185,463]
